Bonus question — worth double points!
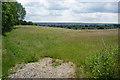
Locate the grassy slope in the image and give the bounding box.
[2,26,118,77]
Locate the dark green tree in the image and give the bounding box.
[2,1,26,35]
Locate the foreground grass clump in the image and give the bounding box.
[51,59,62,67]
[2,26,118,78]
[83,48,119,78]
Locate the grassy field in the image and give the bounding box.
[2,26,118,78]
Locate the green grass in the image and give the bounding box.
[2,26,118,78]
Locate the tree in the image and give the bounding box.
[2,1,26,35]
[15,3,26,23]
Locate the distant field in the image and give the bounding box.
[2,26,118,78]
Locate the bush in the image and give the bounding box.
[84,48,119,78]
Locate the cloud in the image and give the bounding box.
[17,0,120,4]
[71,2,118,13]
[27,12,117,23]
[16,0,118,23]
[46,1,69,10]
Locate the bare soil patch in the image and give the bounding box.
[8,57,76,78]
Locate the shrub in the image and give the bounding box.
[84,48,119,78]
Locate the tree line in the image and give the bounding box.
[38,24,119,30]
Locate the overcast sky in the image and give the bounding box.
[16,0,119,23]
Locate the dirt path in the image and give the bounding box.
[8,57,76,78]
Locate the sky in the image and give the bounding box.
[16,0,119,23]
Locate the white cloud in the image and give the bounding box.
[27,12,118,23]
[16,0,119,23]
[17,0,119,4]
[71,2,118,13]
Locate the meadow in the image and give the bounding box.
[2,26,119,78]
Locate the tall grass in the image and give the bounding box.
[2,26,118,78]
